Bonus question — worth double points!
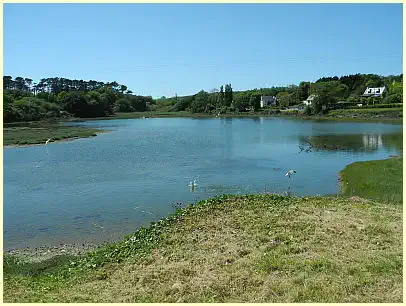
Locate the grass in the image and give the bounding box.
[3,193,402,302]
[3,123,103,146]
[340,157,403,204]
[328,108,403,119]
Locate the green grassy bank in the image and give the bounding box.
[340,157,403,204]
[4,192,402,302]
[328,107,403,119]
[3,123,104,146]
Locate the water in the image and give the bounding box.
[4,117,402,249]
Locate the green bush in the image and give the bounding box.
[383,94,403,105]
[304,105,314,115]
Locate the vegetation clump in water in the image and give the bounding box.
[3,123,103,146]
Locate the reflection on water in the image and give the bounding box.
[362,134,383,150]
[4,117,402,249]
[298,132,402,152]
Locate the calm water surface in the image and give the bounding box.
[4,117,402,249]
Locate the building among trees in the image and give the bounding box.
[302,94,316,106]
[361,86,386,97]
[260,96,277,108]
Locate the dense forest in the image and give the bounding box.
[3,77,153,122]
[3,73,403,122]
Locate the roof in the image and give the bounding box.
[303,94,316,102]
[362,86,386,97]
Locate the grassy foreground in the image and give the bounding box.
[3,123,103,146]
[4,193,402,302]
[340,157,403,204]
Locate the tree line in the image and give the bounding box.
[3,76,153,122]
[3,73,403,122]
[3,76,133,95]
[155,73,403,115]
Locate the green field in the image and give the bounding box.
[340,157,403,204]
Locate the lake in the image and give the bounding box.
[4,117,402,249]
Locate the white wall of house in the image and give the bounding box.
[260,96,277,108]
[302,94,316,106]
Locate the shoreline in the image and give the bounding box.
[5,112,402,127]
[66,113,403,123]
[4,242,101,262]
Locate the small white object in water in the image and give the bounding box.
[45,138,51,145]
[188,179,198,187]
[285,170,296,178]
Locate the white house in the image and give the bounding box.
[361,86,386,97]
[303,94,316,106]
[260,96,277,108]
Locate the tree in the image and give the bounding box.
[129,95,148,112]
[304,105,314,116]
[224,84,233,106]
[234,92,250,112]
[3,76,13,90]
[276,91,289,107]
[14,77,26,91]
[114,98,132,112]
[190,90,209,113]
[298,82,310,101]
[208,91,218,107]
[310,81,345,113]
[24,78,33,93]
[58,92,89,117]
[173,96,194,111]
[86,91,106,116]
[120,85,128,93]
[3,93,19,122]
[217,85,224,107]
[11,97,59,122]
[249,94,261,111]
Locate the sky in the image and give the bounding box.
[4,3,403,98]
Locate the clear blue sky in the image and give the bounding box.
[4,3,403,98]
